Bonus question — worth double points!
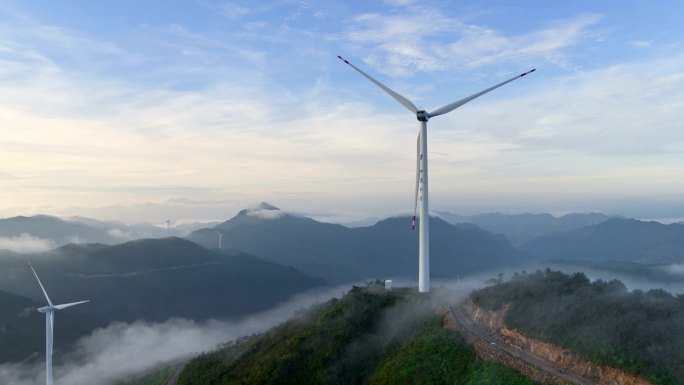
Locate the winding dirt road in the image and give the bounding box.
[447,305,599,385]
[164,361,186,385]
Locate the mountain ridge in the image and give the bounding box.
[437,211,615,246]
[187,204,528,283]
[522,218,684,264]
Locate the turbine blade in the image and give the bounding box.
[29,263,53,307]
[428,69,536,118]
[53,300,89,310]
[338,55,418,114]
[412,131,421,230]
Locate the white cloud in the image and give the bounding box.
[447,14,602,69]
[334,12,602,76]
[0,234,55,253]
[663,264,684,275]
[66,236,86,245]
[245,207,285,219]
[218,2,272,23]
[220,2,253,20]
[631,40,652,48]
[447,56,684,157]
[383,0,416,6]
[106,228,133,240]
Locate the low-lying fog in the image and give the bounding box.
[0,285,351,385]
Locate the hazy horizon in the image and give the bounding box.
[1,198,683,227]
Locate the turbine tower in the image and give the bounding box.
[30,264,89,385]
[338,55,535,293]
[218,231,223,249]
[166,220,171,237]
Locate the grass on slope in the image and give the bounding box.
[176,287,538,385]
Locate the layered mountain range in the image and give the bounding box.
[522,218,684,264]
[436,211,614,246]
[186,203,527,283]
[2,202,684,368]
[0,214,216,249]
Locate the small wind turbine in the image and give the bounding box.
[30,264,89,385]
[338,55,535,293]
[166,220,171,237]
[218,231,223,249]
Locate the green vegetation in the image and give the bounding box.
[177,287,538,385]
[113,364,175,385]
[368,317,535,385]
[471,270,684,385]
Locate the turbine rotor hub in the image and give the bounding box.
[416,110,430,122]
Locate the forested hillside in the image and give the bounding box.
[176,288,538,385]
[470,270,684,385]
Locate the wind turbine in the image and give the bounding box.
[30,263,89,385]
[338,55,535,293]
[166,220,171,237]
[218,231,223,249]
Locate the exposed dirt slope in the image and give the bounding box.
[464,300,654,385]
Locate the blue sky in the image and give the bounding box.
[1,0,684,223]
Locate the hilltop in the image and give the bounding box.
[172,287,538,385]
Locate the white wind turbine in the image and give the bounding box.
[30,264,89,385]
[218,231,223,249]
[338,55,535,293]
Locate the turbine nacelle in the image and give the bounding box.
[416,110,430,122]
[37,305,52,313]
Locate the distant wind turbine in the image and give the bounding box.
[218,231,223,249]
[166,220,171,237]
[338,55,535,293]
[30,263,89,385]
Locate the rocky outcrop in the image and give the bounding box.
[463,300,654,385]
